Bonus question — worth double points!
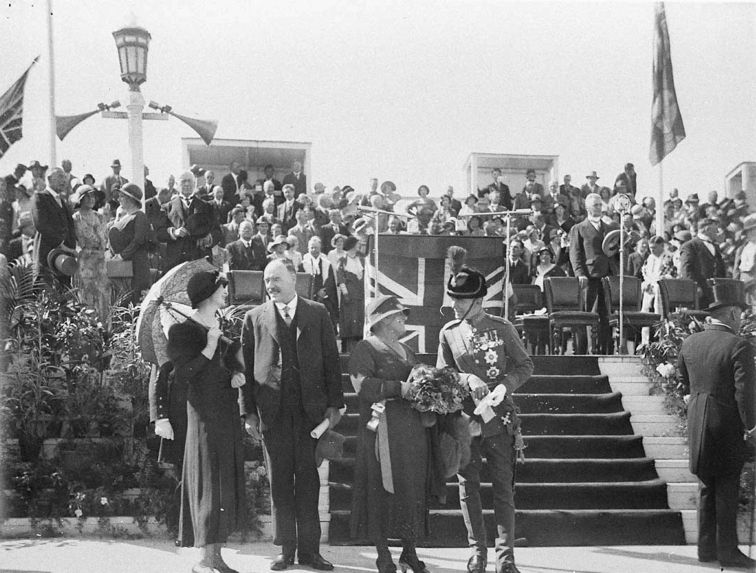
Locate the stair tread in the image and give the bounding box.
[330,508,682,516]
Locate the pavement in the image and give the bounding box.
[1,540,755,573]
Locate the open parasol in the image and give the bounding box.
[136,258,216,365]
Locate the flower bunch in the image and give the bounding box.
[405,364,469,415]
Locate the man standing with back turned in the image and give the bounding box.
[241,258,344,571]
[678,280,756,569]
[437,267,533,573]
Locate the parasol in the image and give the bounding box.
[136,258,216,365]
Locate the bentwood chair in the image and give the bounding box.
[544,277,600,355]
[601,276,661,352]
[512,284,550,354]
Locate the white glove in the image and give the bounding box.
[231,372,246,388]
[464,373,490,401]
[155,418,174,440]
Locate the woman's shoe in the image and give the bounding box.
[398,550,429,573]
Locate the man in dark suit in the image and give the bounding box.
[614,163,637,200]
[678,284,756,569]
[679,218,726,309]
[318,210,348,255]
[483,168,513,210]
[227,220,266,271]
[282,160,307,197]
[157,171,216,270]
[209,185,233,226]
[277,184,299,234]
[263,164,283,193]
[569,192,618,353]
[507,240,531,285]
[241,258,344,571]
[221,161,243,204]
[31,167,76,286]
[100,159,128,207]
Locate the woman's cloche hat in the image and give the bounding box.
[187,270,228,308]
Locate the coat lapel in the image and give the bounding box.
[295,298,310,341]
[264,301,279,344]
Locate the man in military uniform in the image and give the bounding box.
[678,280,756,569]
[437,267,534,573]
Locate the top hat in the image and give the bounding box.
[46,248,78,277]
[707,278,747,311]
[586,171,600,179]
[366,294,410,332]
[315,429,345,467]
[111,159,122,168]
[28,160,48,171]
[447,266,488,299]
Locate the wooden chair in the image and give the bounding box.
[511,284,550,354]
[228,270,265,305]
[544,277,600,355]
[658,278,709,322]
[601,276,661,352]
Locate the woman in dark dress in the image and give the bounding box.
[349,296,431,573]
[108,183,152,305]
[337,235,365,352]
[167,270,246,573]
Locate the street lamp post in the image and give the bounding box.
[112,26,151,208]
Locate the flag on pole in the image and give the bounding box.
[0,57,38,160]
[649,2,686,166]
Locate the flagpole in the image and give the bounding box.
[45,0,57,167]
[656,162,664,237]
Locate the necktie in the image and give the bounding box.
[282,305,292,327]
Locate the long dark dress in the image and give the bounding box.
[108,210,152,305]
[338,254,365,340]
[348,336,429,542]
[167,320,246,547]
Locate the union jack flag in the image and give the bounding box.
[0,58,38,160]
[365,235,506,353]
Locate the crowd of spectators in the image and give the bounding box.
[2,157,752,345]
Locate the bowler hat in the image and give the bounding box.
[28,160,48,171]
[447,266,488,299]
[111,159,121,168]
[267,235,289,253]
[187,270,228,308]
[315,429,345,467]
[46,248,77,277]
[707,278,747,311]
[366,295,409,332]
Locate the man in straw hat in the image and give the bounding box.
[437,267,533,573]
[31,167,76,287]
[678,279,756,569]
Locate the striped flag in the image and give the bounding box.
[0,58,38,160]
[649,2,686,166]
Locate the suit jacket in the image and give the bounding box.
[301,254,339,320]
[158,195,216,269]
[678,238,726,307]
[282,172,307,196]
[240,298,344,428]
[277,201,299,234]
[678,323,755,477]
[31,188,76,271]
[101,173,128,204]
[212,200,233,226]
[484,182,513,210]
[227,238,267,271]
[288,224,315,253]
[318,222,348,254]
[569,218,618,279]
[508,259,531,285]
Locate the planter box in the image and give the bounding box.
[0,516,166,539]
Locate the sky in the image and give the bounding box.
[1,0,755,200]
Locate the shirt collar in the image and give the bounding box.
[275,294,298,319]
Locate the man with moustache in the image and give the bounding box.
[241,258,343,571]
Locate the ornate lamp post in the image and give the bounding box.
[112,25,151,201]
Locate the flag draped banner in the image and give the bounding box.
[649,2,686,166]
[366,235,505,353]
[0,58,38,160]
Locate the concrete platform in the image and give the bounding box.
[1,539,755,573]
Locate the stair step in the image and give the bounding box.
[520,412,633,435]
[666,482,698,511]
[620,395,667,414]
[654,459,696,483]
[514,392,623,414]
[630,414,685,437]
[330,480,671,511]
[611,382,652,396]
[517,375,612,394]
[531,356,601,376]
[642,437,689,459]
[523,435,646,458]
[328,508,686,546]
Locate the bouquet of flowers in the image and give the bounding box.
[405,364,470,415]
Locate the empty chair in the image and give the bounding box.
[658,278,709,322]
[544,277,600,355]
[512,283,549,354]
[601,276,661,353]
[227,270,265,305]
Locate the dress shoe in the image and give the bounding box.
[497,562,521,573]
[298,553,334,571]
[719,550,756,569]
[270,553,295,571]
[398,550,429,573]
[467,554,487,573]
[212,557,240,573]
[697,552,717,563]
